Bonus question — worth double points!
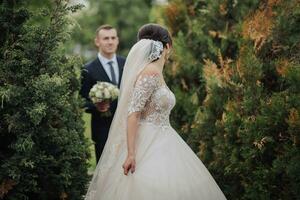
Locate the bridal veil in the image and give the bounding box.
[85,39,156,199]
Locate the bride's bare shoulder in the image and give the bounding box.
[134,64,162,86]
[139,64,160,77]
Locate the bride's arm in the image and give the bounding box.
[122,112,141,175]
[122,73,160,175]
[127,112,141,157]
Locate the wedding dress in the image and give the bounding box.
[85,39,226,200]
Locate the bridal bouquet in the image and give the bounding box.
[89,82,119,104]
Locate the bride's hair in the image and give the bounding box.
[137,23,172,47]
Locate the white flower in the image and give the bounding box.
[90,87,97,93]
[112,88,119,98]
[95,91,102,98]
[103,88,110,99]
[97,85,103,90]
[89,82,119,104]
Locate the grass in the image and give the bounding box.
[82,113,96,172]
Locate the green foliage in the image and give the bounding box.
[155,0,300,199]
[154,0,259,150]
[0,0,89,199]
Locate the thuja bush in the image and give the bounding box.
[0,1,90,199]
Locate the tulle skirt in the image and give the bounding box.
[86,122,227,200]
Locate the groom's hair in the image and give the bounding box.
[95,24,116,36]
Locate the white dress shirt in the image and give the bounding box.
[97,53,119,84]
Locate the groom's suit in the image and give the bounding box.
[80,55,126,163]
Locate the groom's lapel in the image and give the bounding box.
[94,58,111,82]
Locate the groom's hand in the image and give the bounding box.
[96,101,110,112]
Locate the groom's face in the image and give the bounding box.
[95,28,119,56]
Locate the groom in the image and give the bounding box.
[80,25,126,163]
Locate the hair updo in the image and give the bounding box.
[137,23,172,48]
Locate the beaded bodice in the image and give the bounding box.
[128,74,176,128]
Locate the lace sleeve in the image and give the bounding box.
[128,74,160,115]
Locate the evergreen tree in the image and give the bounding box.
[152,0,259,146]
[155,0,300,199]
[153,0,300,199]
[199,1,300,198]
[0,0,89,199]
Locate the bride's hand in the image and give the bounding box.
[122,155,136,175]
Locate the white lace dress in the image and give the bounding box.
[89,73,227,200]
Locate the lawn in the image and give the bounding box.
[82,113,96,172]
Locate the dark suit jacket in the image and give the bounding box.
[80,55,126,143]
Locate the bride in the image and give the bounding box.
[85,23,227,200]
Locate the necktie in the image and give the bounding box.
[107,61,117,85]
